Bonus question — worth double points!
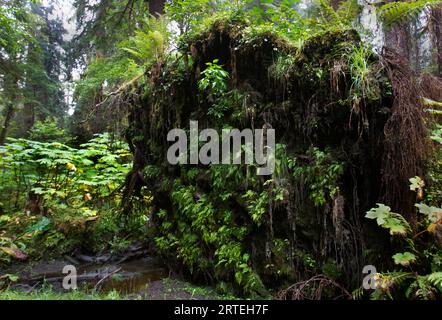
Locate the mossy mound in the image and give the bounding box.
[124,19,424,297]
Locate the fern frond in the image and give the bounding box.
[427,272,442,290]
[316,0,343,25]
[388,271,415,285]
[352,286,364,300]
[379,0,442,28]
[121,15,169,65]
[337,0,363,24]
[407,274,441,299]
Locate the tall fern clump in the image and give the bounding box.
[121,15,170,66]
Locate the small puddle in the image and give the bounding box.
[80,258,167,294]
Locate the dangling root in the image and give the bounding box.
[380,48,429,223]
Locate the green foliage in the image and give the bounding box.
[430,124,442,145]
[392,252,417,266]
[346,44,381,104]
[74,55,142,105]
[334,0,363,25]
[427,272,442,290]
[28,118,72,144]
[0,1,67,141]
[4,0,439,302]
[152,145,345,297]
[269,54,296,83]
[367,177,442,300]
[378,0,442,28]
[0,133,136,261]
[165,0,213,34]
[153,175,269,297]
[0,2,33,58]
[247,0,306,40]
[108,235,132,255]
[243,189,269,225]
[70,0,150,65]
[198,59,229,94]
[198,59,231,119]
[300,0,362,34]
[365,204,410,236]
[121,16,169,65]
[0,287,121,300]
[289,148,344,207]
[0,133,130,208]
[72,14,171,138]
[0,273,19,289]
[426,124,442,205]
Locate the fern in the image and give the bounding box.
[336,0,363,25]
[314,0,362,26]
[427,272,442,291]
[352,287,364,300]
[407,276,432,299]
[384,271,415,289]
[405,273,442,299]
[121,15,169,65]
[378,0,442,28]
[371,272,415,299]
[317,0,343,25]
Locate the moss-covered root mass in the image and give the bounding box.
[124,19,426,297]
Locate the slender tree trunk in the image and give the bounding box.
[385,24,411,61]
[383,1,411,63]
[0,103,15,145]
[148,0,165,16]
[431,6,442,76]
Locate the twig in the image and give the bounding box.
[93,267,122,291]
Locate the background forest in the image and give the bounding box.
[1,0,442,300]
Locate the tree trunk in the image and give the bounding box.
[0,103,15,145]
[148,0,165,16]
[431,5,442,76]
[383,1,411,63]
[384,24,411,62]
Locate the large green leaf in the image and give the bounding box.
[392,252,416,266]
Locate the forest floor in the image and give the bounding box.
[1,253,238,300]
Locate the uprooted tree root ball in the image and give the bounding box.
[122,19,428,297]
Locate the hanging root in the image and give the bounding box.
[419,73,442,103]
[380,48,429,223]
[276,275,353,300]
